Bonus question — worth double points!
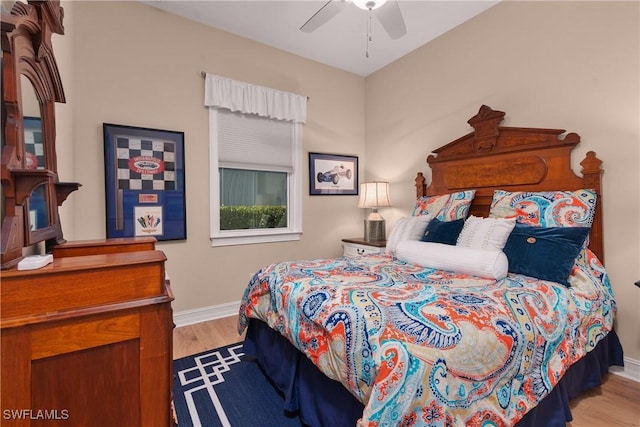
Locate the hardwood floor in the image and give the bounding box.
[173,315,244,359]
[174,316,640,427]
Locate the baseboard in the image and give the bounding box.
[610,356,640,383]
[174,303,640,384]
[173,301,241,328]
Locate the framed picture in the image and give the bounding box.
[309,152,358,195]
[103,123,186,241]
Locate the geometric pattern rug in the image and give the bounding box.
[172,342,303,427]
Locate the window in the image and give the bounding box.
[220,169,288,230]
[205,74,306,246]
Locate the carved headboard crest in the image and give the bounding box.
[467,104,505,151]
[416,105,605,261]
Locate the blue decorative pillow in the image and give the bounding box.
[421,218,465,245]
[502,224,591,286]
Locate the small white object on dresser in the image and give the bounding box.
[342,238,387,257]
[17,254,53,270]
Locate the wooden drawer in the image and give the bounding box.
[343,242,385,257]
[1,251,167,325]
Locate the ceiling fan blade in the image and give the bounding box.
[300,0,349,33]
[374,0,407,40]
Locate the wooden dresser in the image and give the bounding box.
[0,238,174,426]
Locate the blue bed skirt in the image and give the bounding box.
[243,319,624,427]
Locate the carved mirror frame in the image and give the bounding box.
[1,0,79,269]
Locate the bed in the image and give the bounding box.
[238,105,623,427]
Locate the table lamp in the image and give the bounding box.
[358,181,391,242]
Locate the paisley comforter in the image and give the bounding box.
[238,249,616,426]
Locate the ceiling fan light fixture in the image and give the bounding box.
[353,0,387,11]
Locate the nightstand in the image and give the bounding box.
[342,238,387,257]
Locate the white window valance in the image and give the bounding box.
[204,73,307,124]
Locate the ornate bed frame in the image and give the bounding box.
[415,105,604,261]
[242,105,620,427]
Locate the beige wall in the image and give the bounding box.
[55,1,75,241]
[65,1,365,312]
[366,1,640,360]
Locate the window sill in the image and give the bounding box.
[210,230,302,247]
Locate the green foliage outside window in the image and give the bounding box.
[220,205,287,230]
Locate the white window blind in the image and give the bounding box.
[218,110,293,172]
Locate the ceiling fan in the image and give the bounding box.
[300,0,407,40]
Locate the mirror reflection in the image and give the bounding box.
[21,74,49,232]
[21,75,44,169]
[28,183,50,230]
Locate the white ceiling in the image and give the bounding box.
[142,0,499,76]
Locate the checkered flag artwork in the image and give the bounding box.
[104,123,185,241]
[116,136,176,191]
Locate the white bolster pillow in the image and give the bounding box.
[396,241,508,280]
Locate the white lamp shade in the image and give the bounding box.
[358,182,391,209]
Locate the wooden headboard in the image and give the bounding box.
[415,105,604,261]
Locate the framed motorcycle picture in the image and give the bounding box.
[309,152,358,195]
[103,123,186,240]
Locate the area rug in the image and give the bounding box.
[172,342,303,427]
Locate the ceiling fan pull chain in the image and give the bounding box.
[366,9,372,58]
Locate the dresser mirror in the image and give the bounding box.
[22,74,45,170]
[27,182,51,233]
[1,0,80,268]
[22,74,54,237]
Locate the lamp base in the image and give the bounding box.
[364,219,385,242]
